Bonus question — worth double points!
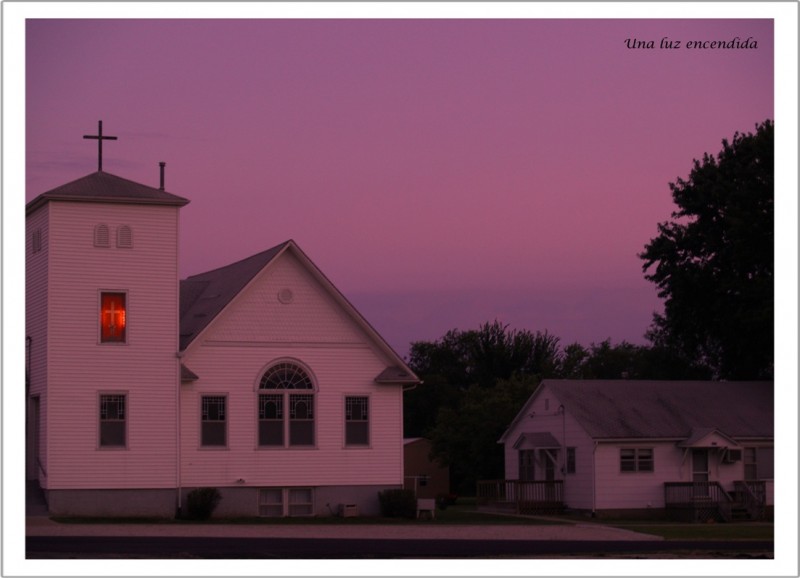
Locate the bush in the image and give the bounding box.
[378,489,416,519]
[186,487,222,520]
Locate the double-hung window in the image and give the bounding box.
[258,362,315,447]
[620,448,654,472]
[345,396,369,446]
[99,394,126,448]
[201,395,227,447]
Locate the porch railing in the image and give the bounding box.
[477,480,563,515]
[665,482,734,522]
[734,480,767,520]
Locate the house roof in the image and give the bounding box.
[26,171,190,214]
[179,242,288,350]
[501,380,773,443]
[179,240,420,385]
[513,432,561,450]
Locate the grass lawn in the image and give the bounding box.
[49,504,568,526]
[604,522,774,541]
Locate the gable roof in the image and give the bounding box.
[501,380,773,443]
[26,171,190,214]
[179,242,288,350]
[179,240,419,385]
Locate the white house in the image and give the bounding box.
[488,380,773,521]
[26,168,419,518]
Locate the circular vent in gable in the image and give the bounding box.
[277,288,294,304]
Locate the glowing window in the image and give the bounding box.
[100,292,127,343]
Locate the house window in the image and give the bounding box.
[258,488,314,517]
[99,394,126,447]
[345,396,369,446]
[744,447,774,480]
[288,488,314,516]
[94,224,109,247]
[100,292,127,343]
[620,448,654,472]
[117,225,133,248]
[258,361,315,447]
[519,449,535,481]
[201,395,227,447]
[566,447,576,474]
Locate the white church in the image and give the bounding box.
[25,126,419,517]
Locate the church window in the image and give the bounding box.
[100,292,127,343]
[345,396,369,446]
[258,361,316,448]
[94,224,110,247]
[117,225,133,248]
[201,395,227,447]
[99,394,126,448]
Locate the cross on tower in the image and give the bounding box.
[83,120,118,172]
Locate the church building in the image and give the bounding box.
[25,125,419,517]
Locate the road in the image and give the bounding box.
[26,535,774,559]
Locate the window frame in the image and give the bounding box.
[620,447,654,473]
[258,487,315,517]
[344,395,370,448]
[99,290,128,344]
[200,394,228,449]
[566,447,576,474]
[256,360,317,449]
[98,392,128,450]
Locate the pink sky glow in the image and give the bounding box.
[25,18,774,357]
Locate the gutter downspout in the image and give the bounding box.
[176,352,182,518]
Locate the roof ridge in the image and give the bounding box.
[183,241,291,281]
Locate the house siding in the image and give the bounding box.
[180,251,404,490]
[44,201,180,489]
[26,206,50,482]
[502,384,595,510]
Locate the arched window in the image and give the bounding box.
[258,361,315,447]
[117,225,133,248]
[94,224,110,247]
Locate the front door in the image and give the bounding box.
[692,449,710,497]
[519,450,535,481]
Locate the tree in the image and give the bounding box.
[640,120,773,380]
[428,374,538,495]
[403,321,561,438]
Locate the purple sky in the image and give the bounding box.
[25,18,774,357]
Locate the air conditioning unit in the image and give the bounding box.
[723,448,743,463]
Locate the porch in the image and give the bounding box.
[664,480,767,523]
[476,480,564,515]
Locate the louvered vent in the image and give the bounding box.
[94,224,110,247]
[117,225,133,248]
[32,229,42,253]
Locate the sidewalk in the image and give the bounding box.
[26,516,663,542]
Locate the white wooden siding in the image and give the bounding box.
[181,252,404,488]
[202,251,365,346]
[502,384,596,510]
[44,202,181,489]
[26,206,50,481]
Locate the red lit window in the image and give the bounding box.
[100,292,127,343]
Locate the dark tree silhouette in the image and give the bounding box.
[640,120,773,380]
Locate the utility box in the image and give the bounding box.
[339,504,359,518]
